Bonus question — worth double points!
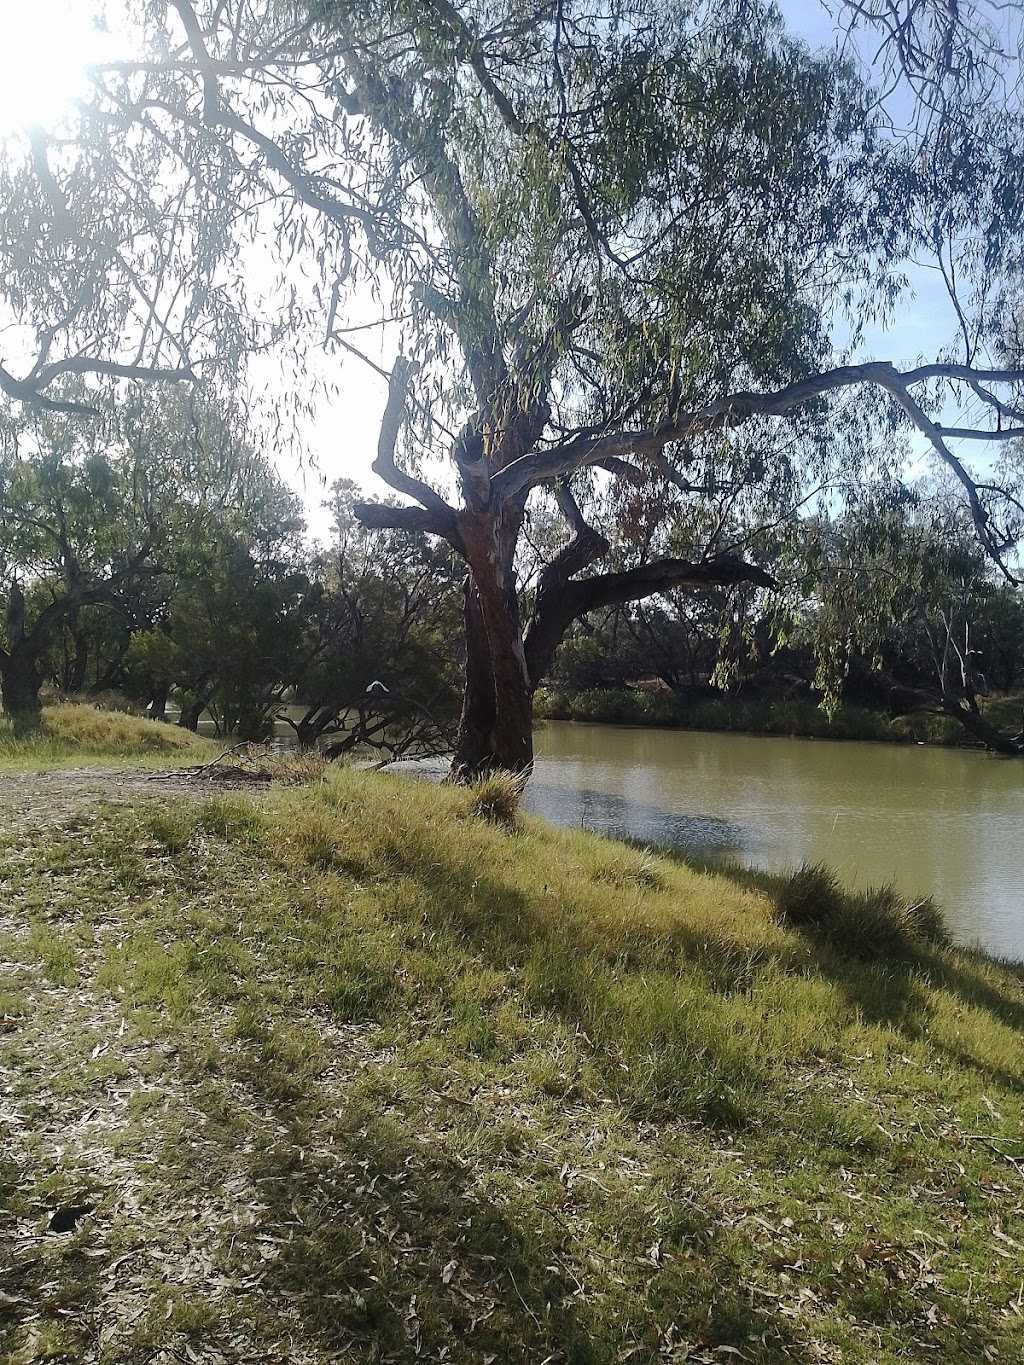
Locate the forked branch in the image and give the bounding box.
[524,553,776,687]
[494,361,1024,577]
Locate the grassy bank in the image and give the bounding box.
[534,687,973,745]
[2,749,1024,1362]
[0,703,219,771]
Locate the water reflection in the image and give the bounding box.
[526,781,752,859]
[526,722,1024,962]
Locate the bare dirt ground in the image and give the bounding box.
[0,765,280,833]
[0,769,198,830]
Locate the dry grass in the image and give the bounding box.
[0,704,219,771]
[2,766,1023,1363]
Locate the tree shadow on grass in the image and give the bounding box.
[117,801,1023,1365]
[192,835,1018,1364]
[666,849,1024,1090]
[182,1037,816,1365]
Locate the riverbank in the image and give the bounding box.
[2,712,1024,1362]
[534,686,1022,746]
[0,702,219,772]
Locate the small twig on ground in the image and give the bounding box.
[964,1133,1024,1179]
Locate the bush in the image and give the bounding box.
[534,687,906,742]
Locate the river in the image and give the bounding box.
[523,721,1024,961]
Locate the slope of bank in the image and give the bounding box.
[2,744,1023,1363]
[0,702,220,772]
[535,686,1024,747]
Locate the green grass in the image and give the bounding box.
[0,702,220,770]
[980,690,1024,735]
[2,765,1024,1362]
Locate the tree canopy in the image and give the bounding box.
[2,0,1024,769]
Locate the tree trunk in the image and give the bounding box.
[148,684,169,721]
[451,510,534,778]
[178,696,206,731]
[941,697,1023,754]
[67,624,89,695]
[2,583,44,732]
[0,654,44,733]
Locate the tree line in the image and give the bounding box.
[0,389,463,751]
[547,492,1024,744]
[4,380,1023,753]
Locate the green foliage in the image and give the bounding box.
[288,480,463,748]
[534,686,921,742]
[0,399,464,747]
[790,479,1024,745]
[0,387,307,726]
[167,536,309,739]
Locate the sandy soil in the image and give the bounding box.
[0,766,259,832]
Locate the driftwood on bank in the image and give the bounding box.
[146,742,327,786]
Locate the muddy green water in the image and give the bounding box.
[524,721,1024,961]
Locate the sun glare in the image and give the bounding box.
[0,1,116,134]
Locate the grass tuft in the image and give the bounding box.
[460,769,529,827]
[775,861,950,956]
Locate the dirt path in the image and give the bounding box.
[0,766,253,832]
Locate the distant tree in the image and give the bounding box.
[799,483,1024,750]
[122,411,307,735]
[0,386,303,728]
[163,534,308,739]
[0,402,163,726]
[282,480,462,756]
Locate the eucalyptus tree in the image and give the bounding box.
[4,0,1024,770]
[0,401,167,724]
[797,482,1024,751]
[0,385,301,725]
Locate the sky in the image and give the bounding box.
[0,0,991,538]
[0,2,122,128]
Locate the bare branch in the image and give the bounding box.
[492,364,1024,552]
[369,359,458,533]
[351,499,458,542]
[32,357,198,388]
[869,366,1017,573]
[524,553,775,688]
[0,356,198,416]
[0,366,99,416]
[537,483,610,592]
